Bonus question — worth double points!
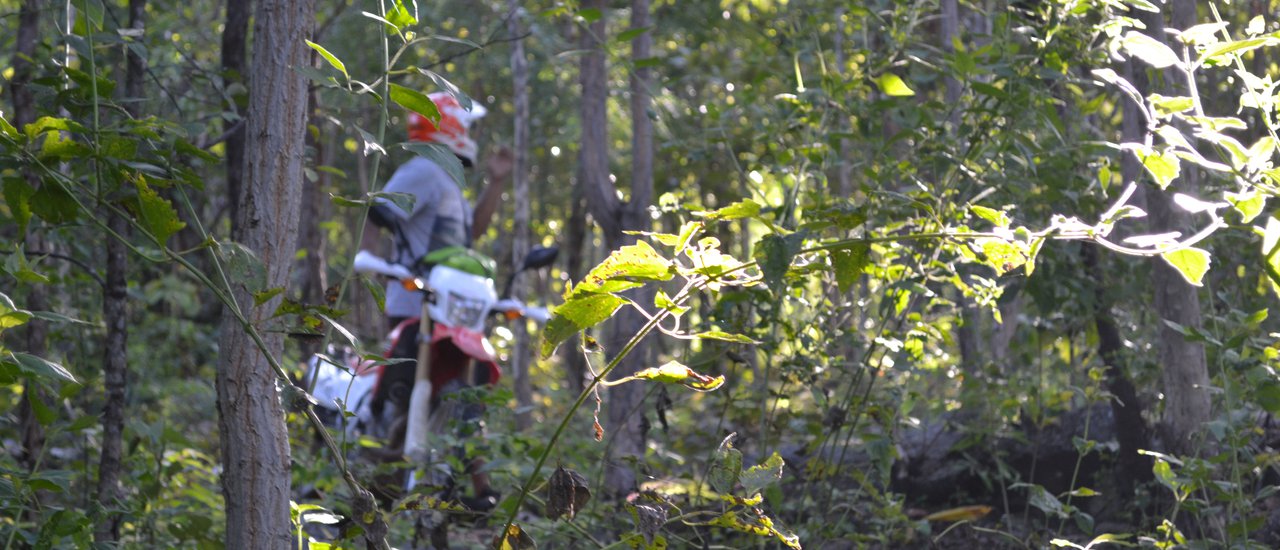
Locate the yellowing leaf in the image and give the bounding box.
[305,40,348,79]
[874,73,915,97]
[1160,247,1211,287]
[923,505,994,522]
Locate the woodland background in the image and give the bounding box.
[4,0,1280,548]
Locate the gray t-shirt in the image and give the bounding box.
[377,157,472,318]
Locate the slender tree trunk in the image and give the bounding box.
[94,0,144,542]
[216,0,313,545]
[13,0,47,474]
[940,0,961,128]
[297,43,329,361]
[563,184,588,394]
[1128,5,1212,455]
[599,0,658,498]
[222,0,251,235]
[509,0,534,431]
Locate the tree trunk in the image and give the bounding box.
[940,0,961,128]
[509,0,534,431]
[297,43,329,361]
[216,0,313,545]
[1081,244,1152,492]
[1127,5,1212,455]
[94,0,145,542]
[221,0,251,235]
[13,0,47,474]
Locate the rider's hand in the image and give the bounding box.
[485,146,514,183]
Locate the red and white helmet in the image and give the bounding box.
[406,92,487,165]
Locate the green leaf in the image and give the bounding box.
[708,435,743,494]
[0,293,32,331]
[831,242,869,293]
[698,199,761,221]
[541,294,627,358]
[305,40,348,79]
[740,453,784,496]
[1200,37,1280,65]
[0,111,17,137]
[578,8,603,22]
[978,238,1028,276]
[1160,247,1210,287]
[1256,383,1280,414]
[874,73,915,97]
[401,142,465,188]
[11,352,77,384]
[969,205,1010,228]
[753,233,804,291]
[30,182,79,224]
[218,242,266,294]
[389,83,440,126]
[1122,32,1180,69]
[418,69,473,112]
[4,177,35,236]
[384,0,418,34]
[1226,190,1266,223]
[617,26,652,43]
[1152,459,1178,493]
[653,290,690,316]
[694,330,758,344]
[1137,148,1180,189]
[1148,94,1195,118]
[573,240,674,297]
[132,176,186,243]
[1176,23,1229,46]
[353,125,385,157]
[38,131,92,160]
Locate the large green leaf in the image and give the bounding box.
[1137,148,1181,189]
[571,240,674,297]
[401,142,465,188]
[389,83,439,126]
[831,242,870,293]
[4,177,35,236]
[753,233,804,291]
[1160,247,1210,287]
[133,176,186,243]
[10,352,77,384]
[540,294,627,358]
[740,452,784,496]
[699,199,761,221]
[1122,31,1179,69]
[708,435,743,494]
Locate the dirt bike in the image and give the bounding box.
[303,244,557,539]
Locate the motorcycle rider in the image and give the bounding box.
[357,91,509,509]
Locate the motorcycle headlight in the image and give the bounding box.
[446,292,486,328]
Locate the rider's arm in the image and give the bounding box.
[471,147,512,241]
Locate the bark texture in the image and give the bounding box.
[215,0,313,545]
[509,0,534,431]
[578,0,658,497]
[1127,5,1212,455]
[95,0,145,541]
[221,0,251,234]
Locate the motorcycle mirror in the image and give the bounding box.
[521,246,559,271]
